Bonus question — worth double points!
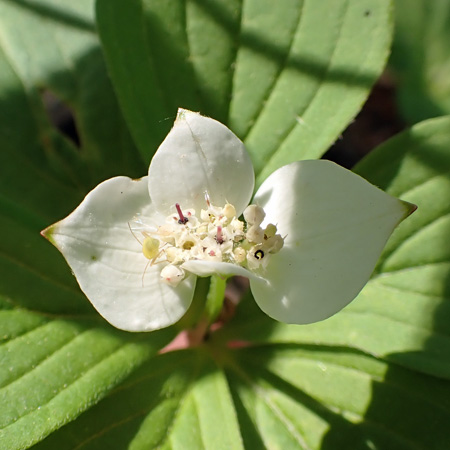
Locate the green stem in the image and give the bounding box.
[175,276,209,331]
[204,275,227,325]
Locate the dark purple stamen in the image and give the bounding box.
[175,203,189,224]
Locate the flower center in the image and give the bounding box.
[132,198,284,287]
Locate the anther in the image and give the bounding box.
[175,203,189,224]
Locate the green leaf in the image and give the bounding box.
[29,344,450,449]
[227,346,450,449]
[32,350,244,450]
[0,312,175,450]
[96,0,393,182]
[0,0,144,189]
[390,0,450,123]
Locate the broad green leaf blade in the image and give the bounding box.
[390,0,450,123]
[95,0,204,157]
[0,0,143,185]
[0,208,92,314]
[228,346,450,449]
[237,0,393,184]
[33,350,244,450]
[0,313,175,450]
[184,0,241,123]
[168,361,244,450]
[221,116,450,380]
[0,58,85,314]
[33,343,450,450]
[0,42,82,223]
[96,0,392,180]
[0,307,48,345]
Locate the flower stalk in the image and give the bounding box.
[204,275,228,325]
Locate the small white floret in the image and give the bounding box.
[246,225,264,244]
[160,264,185,287]
[243,205,265,226]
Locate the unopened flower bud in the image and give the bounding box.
[233,247,247,263]
[160,264,185,287]
[231,217,244,231]
[266,235,284,253]
[243,204,265,226]
[264,223,277,238]
[222,203,236,221]
[165,247,180,263]
[246,225,264,244]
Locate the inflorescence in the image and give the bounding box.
[131,194,284,286]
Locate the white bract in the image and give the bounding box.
[43,109,415,332]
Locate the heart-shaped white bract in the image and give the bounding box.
[43,109,415,332]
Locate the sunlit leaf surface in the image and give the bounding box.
[96,0,392,183]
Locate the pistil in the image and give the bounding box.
[175,203,189,224]
[216,225,224,244]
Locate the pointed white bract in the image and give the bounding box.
[44,176,196,331]
[250,161,413,324]
[43,109,415,332]
[148,109,255,217]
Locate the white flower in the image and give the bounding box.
[42,109,415,332]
